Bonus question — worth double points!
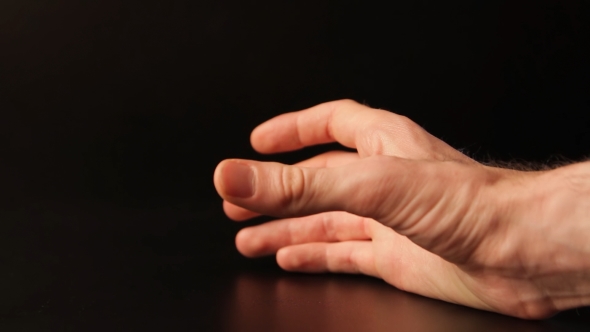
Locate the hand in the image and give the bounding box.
[214,100,590,319]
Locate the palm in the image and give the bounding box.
[365,217,544,317]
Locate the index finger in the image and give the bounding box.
[250,99,392,154]
[251,99,476,163]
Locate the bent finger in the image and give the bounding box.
[223,201,259,221]
[251,99,371,153]
[251,99,473,162]
[235,212,371,257]
[276,241,378,278]
[295,150,359,168]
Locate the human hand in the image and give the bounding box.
[214,100,590,319]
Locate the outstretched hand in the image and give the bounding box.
[214,100,590,319]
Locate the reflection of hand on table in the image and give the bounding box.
[214,99,590,319]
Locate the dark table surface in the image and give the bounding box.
[1,199,588,331]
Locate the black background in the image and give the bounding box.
[1,0,589,330]
[1,0,589,205]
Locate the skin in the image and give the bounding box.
[213,99,590,319]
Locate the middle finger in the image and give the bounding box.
[235,211,372,257]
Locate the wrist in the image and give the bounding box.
[476,163,590,314]
[521,162,590,311]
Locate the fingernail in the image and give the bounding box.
[221,161,255,198]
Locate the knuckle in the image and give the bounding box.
[278,166,308,209]
[388,115,441,159]
[395,115,418,130]
[334,98,360,107]
[325,99,362,119]
[345,249,358,273]
[320,213,338,240]
[394,115,425,142]
[363,126,388,156]
[329,246,356,274]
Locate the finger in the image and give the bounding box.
[223,201,260,221]
[251,99,472,161]
[276,241,379,278]
[250,99,370,153]
[223,151,359,221]
[235,211,371,257]
[295,150,359,168]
